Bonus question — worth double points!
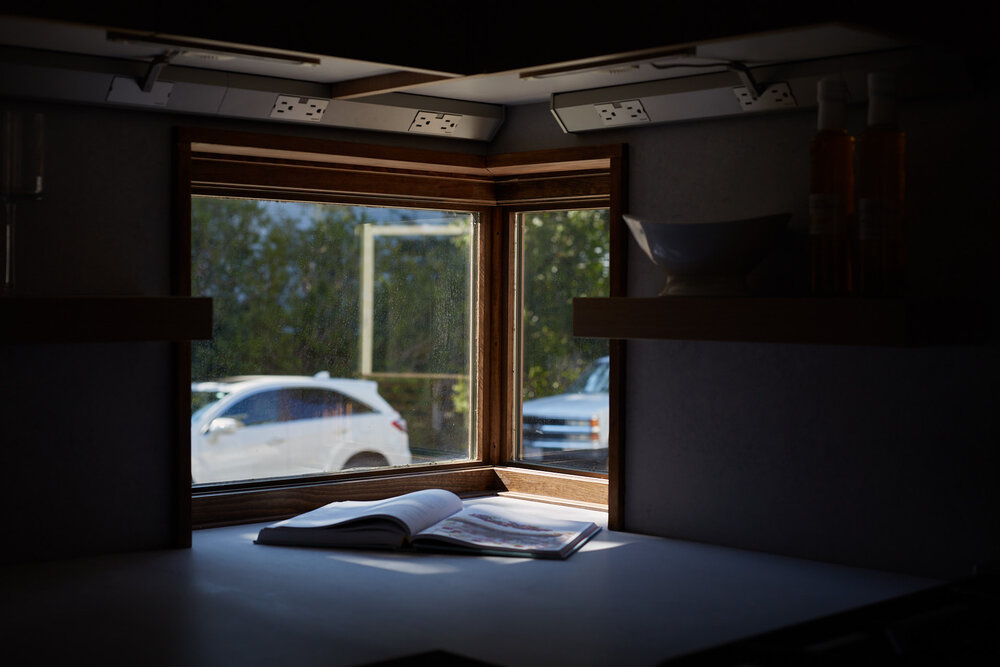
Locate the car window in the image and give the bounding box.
[221,390,280,426]
[569,359,609,394]
[284,388,374,421]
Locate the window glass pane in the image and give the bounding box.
[516,209,610,473]
[285,388,363,421]
[222,391,279,426]
[191,197,477,485]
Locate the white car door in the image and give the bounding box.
[281,387,350,474]
[202,389,291,482]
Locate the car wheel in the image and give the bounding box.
[342,452,389,469]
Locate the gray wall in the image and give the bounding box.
[1,101,178,562]
[493,89,999,580]
[0,99,483,564]
[2,72,996,577]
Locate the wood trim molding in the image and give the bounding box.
[173,129,194,549]
[493,173,612,206]
[486,144,623,173]
[190,155,497,205]
[184,129,624,179]
[192,465,607,528]
[607,149,627,531]
[182,127,487,174]
[330,72,456,99]
[493,466,608,509]
[190,142,489,176]
[193,467,498,528]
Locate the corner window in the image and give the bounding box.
[177,129,625,528]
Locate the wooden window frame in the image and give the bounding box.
[174,127,626,537]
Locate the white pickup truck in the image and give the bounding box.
[521,356,609,455]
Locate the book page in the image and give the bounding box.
[413,505,597,555]
[272,488,464,536]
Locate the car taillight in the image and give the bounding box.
[589,417,600,441]
[392,418,408,433]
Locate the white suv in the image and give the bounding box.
[191,373,411,484]
[521,356,609,455]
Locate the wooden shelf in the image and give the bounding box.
[0,296,213,343]
[573,296,990,347]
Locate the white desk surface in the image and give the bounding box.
[1,495,938,666]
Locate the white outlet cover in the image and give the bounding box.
[409,111,461,134]
[594,100,649,126]
[270,95,329,121]
[733,83,797,111]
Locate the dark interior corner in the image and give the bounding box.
[1,3,996,665]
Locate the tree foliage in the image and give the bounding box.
[521,209,610,400]
[191,197,365,380]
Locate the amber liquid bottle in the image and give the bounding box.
[856,72,906,296]
[810,78,855,296]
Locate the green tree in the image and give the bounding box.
[191,198,366,380]
[287,205,367,378]
[521,209,610,400]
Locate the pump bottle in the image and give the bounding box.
[809,78,854,296]
[856,71,906,296]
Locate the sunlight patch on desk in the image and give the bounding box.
[579,537,629,552]
[326,552,464,575]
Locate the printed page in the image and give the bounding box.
[414,504,597,555]
[271,488,465,536]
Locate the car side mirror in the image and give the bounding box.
[207,417,241,438]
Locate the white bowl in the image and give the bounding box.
[624,212,790,295]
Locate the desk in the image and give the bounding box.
[1,496,939,666]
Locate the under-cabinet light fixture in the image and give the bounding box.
[519,46,697,79]
[549,70,784,133]
[0,45,504,140]
[106,30,322,67]
[548,44,968,133]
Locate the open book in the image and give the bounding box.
[254,489,600,559]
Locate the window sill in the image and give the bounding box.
[192,463,608,529]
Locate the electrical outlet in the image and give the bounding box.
[409,111,461,135]
[269,95,329,121]
[593,100,649,126]
[733,83,797,112]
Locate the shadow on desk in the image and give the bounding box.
[662,574,999,666]
[362,650,499,666]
